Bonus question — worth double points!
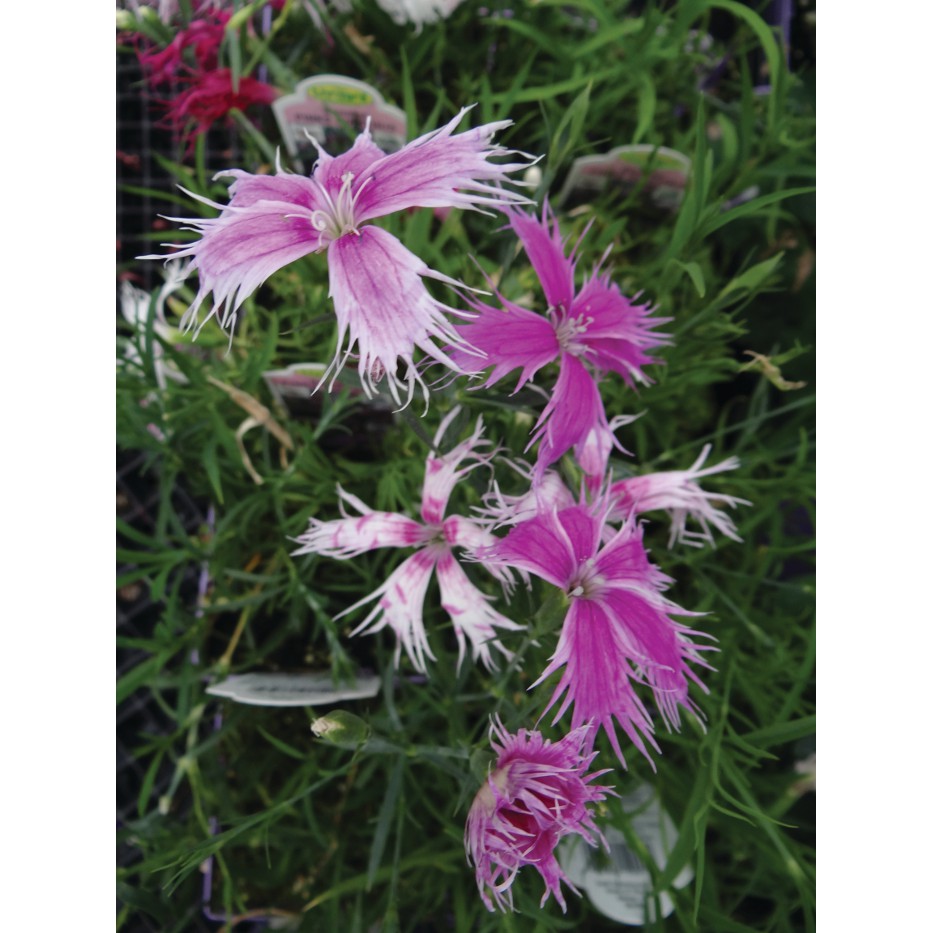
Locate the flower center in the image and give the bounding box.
[549,305,592,357]
[309,171,371,243]
[567,557,605,599]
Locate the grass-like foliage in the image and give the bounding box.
[117,0,815,929]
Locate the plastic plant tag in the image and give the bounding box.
[206,671,380,707]
[262,361,395,416]
[559,782,694,925]
[558,145,691,212]
[272,75,407,169]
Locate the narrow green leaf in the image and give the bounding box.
[633,74,656,145]
[366,755,405,889]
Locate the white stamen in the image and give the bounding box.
[308,171,374,242]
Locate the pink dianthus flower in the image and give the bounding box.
[451,202,669,483]
[465,717,611,912]
[149,108,531,406]
[483,497,715,765]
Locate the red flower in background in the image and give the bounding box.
[161,68,278,145]
[136,9,231,85]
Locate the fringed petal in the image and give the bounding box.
[534,598,661,767]
[530,353,621,482]
[292,487,426,559]
[343,550,439,673]
[608,445,750,547]
[506,201,579,312]
[326,226,477,407]
[449,295,559,389]
[354,106,533,221]
[142,193,319,335]
[420,415,494,523]
[435,554,522,671]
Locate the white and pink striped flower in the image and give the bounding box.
[146,107,532,406]
[293,411,521,672]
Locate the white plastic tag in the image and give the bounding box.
[560,783,693,925]
[206,672,380,707]
[272,75,407,169]
[558,145,691,212]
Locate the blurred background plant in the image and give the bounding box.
[117,0,814,929]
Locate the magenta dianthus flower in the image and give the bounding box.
[148,108,531,406]
[484,499,714,765]
[466,717,611,912]
[292,411,521,672]
[451,202,669,482]
[609,445,750,547]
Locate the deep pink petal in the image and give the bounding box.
[506,202,577,311]
[353,107,531,221]
[435,554,521,671]
[466,718,610,912]
[592,516,670,587]
[535,598,660,766]
[573,273,670,386]
[344,550,439,673]
[483,509,578,589]
[449,295,559,389]
[326,226,475,405]
[601,587,713,731]
[531,353,616,481]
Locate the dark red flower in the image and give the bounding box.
[161,68,278,147]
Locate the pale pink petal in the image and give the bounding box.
[435,554,521,671]
[326,226,476,406]
[311,125,386,196]
[292,486,426,559]
[449,295,559,389]
[219,164,325,211]
[476,465,576,528]
[443,515,517,591]
[420,416,493,523]
[145,190,319,334]
[609,445,749,547]
[353,107,532,221]
[343,550,439,673]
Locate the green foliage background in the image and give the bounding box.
[117,0,815,929]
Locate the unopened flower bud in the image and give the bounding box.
[310,710,370,747]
